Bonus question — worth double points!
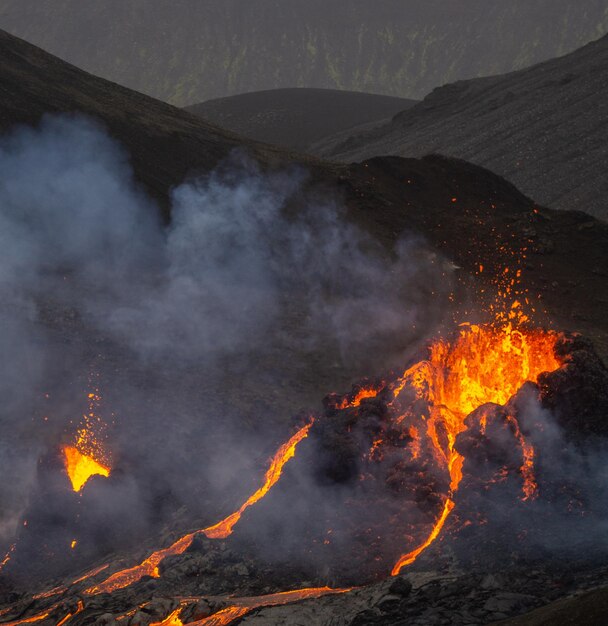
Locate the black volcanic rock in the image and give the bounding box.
[539,334,608,437]
[1,27,606,361]
[317,34,608,220]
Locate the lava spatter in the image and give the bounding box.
[62,387,112,493]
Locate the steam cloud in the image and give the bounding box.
[0,115,449,575]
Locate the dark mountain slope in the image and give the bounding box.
[0,0,607,105]
[0,29,288,216]
[186,88,416,152]
[316,34,608,221]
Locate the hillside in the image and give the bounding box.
[0,0,606,105]
[0,29,285,217]
[316,33,608,221]
[0,27,605,357]
[186,88,415,152]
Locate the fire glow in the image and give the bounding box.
[62,389,112,493]
[388,314,560,574]
[62,446,110,493]
[3,297,564,625]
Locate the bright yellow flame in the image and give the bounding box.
[63,445,110,492]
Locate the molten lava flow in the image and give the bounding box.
[63,445,110,492]
[30,564,110,602]
[56,601,84,626]
[0,544,15,573]
[391,499,455,575]
[203,421,314,539]
[192,587,351,626]
[390,320,560,574]
[336,386,382,410]
[505,414,538,500]
[0,612,51,626]
[190,607,249,626]
[86,423,313,594]
[85,532,196,595]
[150,609,186,626]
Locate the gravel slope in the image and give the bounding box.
[316,34,608,221]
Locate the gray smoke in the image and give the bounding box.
[0,114,450,571]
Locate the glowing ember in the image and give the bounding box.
[62,445,110,492]
[204,421,314,539]
[390,319,560,574]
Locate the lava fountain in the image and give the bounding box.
[62,389,112,493]
[388,308,560,574]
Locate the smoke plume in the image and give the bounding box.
[0,114,450,575]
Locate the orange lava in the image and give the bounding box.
[336,386,382,410]
[505,414,538,500]
[0,544,15,573]
[150,608,186,626]
[32,586,65,601]
[56,601,84,626]
[86,423,313,594]
[62,445,110,492]
[62,386,112,493]
[194,607,249,626]
[0,612,50,626]
[72,563,110,585]
[193,587,351,626]
[85,532,196,595]
[391,499,455,575]
[203,421,314,539]
[390,319,560,574]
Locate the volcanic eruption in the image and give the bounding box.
[62,389,112,494]
[2,276,585,626]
